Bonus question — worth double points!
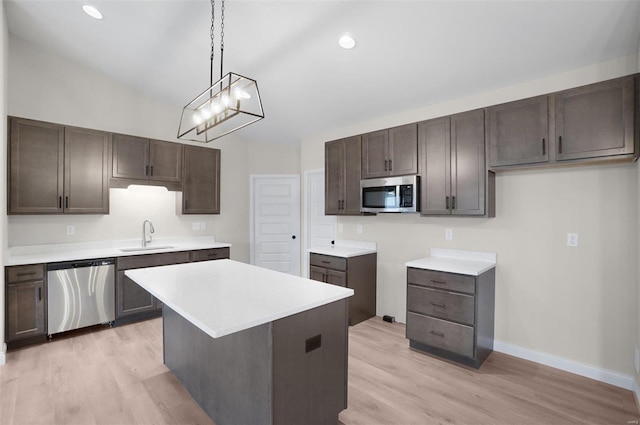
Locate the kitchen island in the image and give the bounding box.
[126,259,353,425]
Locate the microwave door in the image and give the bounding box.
[363,186,398,209]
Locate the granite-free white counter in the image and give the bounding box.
[405,248,496,276]
[308,240,376,258]
[125,259,354,339]
[5,236,231,266]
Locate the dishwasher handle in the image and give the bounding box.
[47,258,115,271]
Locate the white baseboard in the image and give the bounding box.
[633,377,640,412]
[0,343,6,366]
[494,340,634,390]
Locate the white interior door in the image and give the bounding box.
[250,175,301,276]
[303,169,336,277]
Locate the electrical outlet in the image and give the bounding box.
[192,222,201,230]
[66,225,75,236]
[357,225,363,234]
[635,345,639,375]
[567,233,579,247]
[445,229,453,241]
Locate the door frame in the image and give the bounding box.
[249,174,301,275]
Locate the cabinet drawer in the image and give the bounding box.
[190,247,230,262]
[309,253,347,271]
[407,285,475,325]
[406,312,474,358]
[407,268,475,294]
[117,251,190,270]
[6,264,45,283]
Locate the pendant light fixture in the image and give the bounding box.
[178,0,264,143]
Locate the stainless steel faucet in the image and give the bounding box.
[142,219,155,247]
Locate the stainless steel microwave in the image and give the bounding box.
[360,175,420,213]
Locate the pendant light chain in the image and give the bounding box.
[209,0,215,86]
[220,0,225,80]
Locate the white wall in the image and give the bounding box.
[0,0,8,365]
[301,54,639,379]
[635,37,640,403]
[6,35,299,263]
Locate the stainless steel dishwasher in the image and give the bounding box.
[47,258,116,335]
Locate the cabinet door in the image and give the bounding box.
[116,270,157,318]
[488,95,549,167]
[555,76,635,161]
[325,140,344,215]
[389,123,418,176]
[451,109,486,216]
[326,269,347,287]
[342,135,362,215]
[182,146,221,214]
[6,281,46,341]
[418,117,451,215]
[112,134,149,179]
[149,140,182,183]
[309,266,327,282]
[8,117,64,214]
[64,127,110,214]
[361,129,389,179]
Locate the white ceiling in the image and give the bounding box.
[5,0,640,145]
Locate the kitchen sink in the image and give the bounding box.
[118,245,175,252]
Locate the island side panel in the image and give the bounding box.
[163,305,273,425]
[272,299,349,425]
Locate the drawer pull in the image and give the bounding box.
[430,280,447,285]
[430,302,446,309]
[16,272,37,277]
[321,261,331,264]
[430,331,445,338]
[207,253,218,257]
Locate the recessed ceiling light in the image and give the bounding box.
[82,5,103,20]
[338,33,356,50]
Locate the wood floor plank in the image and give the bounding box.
[0,316,637,425]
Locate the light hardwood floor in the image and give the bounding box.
[0,317,637,425]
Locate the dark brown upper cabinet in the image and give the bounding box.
[488,95,549,167]
[182,145,221,214]
[419,110,494,217]
[488,75,638,169]
[325,135,362,215]
[111,134,182,190]
[361,123,418,179]
[8,117,109,215]
[555,76,635,161]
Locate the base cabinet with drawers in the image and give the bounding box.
[309,252,376,326]
[5,264,47,349]
[406,266,495,368]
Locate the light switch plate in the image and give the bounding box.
[445,229,453,241]
[200,222,207,230]
[66,225,75,236]
[357,225,363,234]
[567,233,579,247]
[192,222,201,230]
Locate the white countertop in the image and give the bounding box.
[308,240,377,258]
[5,236,232,266]
[125,259,354,339]
[405,248,496,276]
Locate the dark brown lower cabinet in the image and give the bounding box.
[116,251,190,322]
[115,248,230,323]
[406,267,495,368]
[5,264,47,349]
[309,252,376,326]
